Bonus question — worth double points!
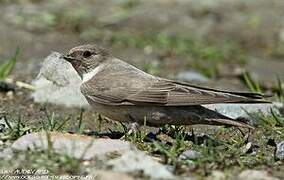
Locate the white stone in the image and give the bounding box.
[275,141,284,160]
[179,149,202,160]
[32,52,89,107]
[108,150,175,179]
[11,132,134,160]
[203,102,283,119]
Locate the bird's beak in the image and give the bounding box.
[62,55,76,62]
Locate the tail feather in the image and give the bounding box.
[226,92,273,101]
[196,105,255,129]
[206,118,254,129]
[172,80,272,104]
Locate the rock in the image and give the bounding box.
[238,170,278,180]
[203,102,283,120]
[107,150,174,179]
[10,132,134,160]
[95,170,134,180]
[179,149,202,160]
[6,91,14,99]
[32,52,89,107]
[176,70,209,83]
[275,141,284,161]
[208,171,226,180]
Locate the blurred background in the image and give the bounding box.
[0,0,284,91]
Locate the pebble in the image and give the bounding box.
[107,150,174,179]
[6,91,14,99]
[275,141,284,161]
[179,149,202,160]
[176,70,209,83]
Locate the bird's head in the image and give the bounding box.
[63,44,110,77]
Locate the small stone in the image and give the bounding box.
[238,170,278,180]
[107,150,174,179]
[6,91,14,99]
[176,70,209,83]
[179,149,202,160]
[275,141,284,161]
[11,132,134,160]
[203,102,283,120]
[144,45,153,55]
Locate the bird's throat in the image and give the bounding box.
[82,64,104,83]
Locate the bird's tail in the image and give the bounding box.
[205,118,254,129]
[198,105,254,129]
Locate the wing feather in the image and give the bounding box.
[81,78,267,106]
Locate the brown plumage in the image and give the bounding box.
[63,44,268,129]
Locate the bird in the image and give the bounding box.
[63,44,268,129]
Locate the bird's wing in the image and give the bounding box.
[164,79,266,105]
[81,78,266,106]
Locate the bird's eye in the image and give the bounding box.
[82,51,92,58]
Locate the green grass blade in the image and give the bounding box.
[0,47,20,80]
[243,72,262,93]
[276,76,284,102]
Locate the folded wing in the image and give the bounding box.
[81,78,267,106]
